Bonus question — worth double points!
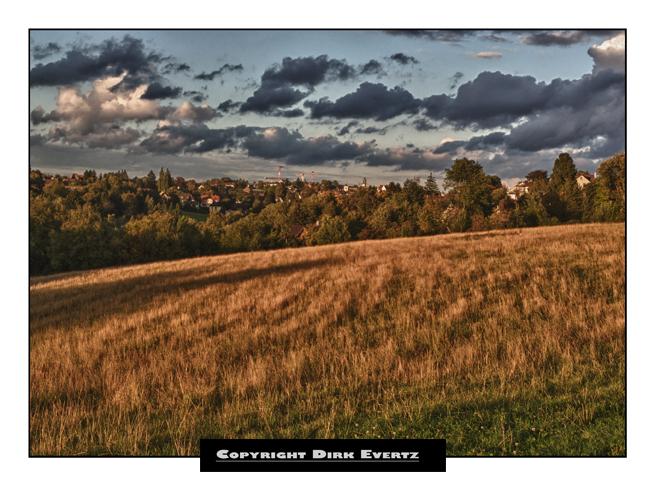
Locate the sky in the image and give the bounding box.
[29,29,625,187]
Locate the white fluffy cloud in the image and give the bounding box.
[588,32,625,75]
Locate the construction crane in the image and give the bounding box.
[296,173,305,183]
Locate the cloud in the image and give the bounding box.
[141,82,182,100]
[30,35,156,88]
[270,108,305,118]
[337,121,360,136]
[240,55,357,115]
[243,127,376,166]
[193,63,244,81]
[217,99,242,112]
[358,145,453,171]
[588,32,625,75]
[31,42,62,60]
[521,30,623,47]
[31,74,172,134]
[161,62,191,74]
[49,124,142,149]
[382,30,476,44]
[138,121,258,155]
[305,82,422,121]
[414,64,624,166]
[449,72,464,90]
[169,101,219,121]
[389,53,419,65]
[422,71,551,130]
[240,85,308,114]
[479,34,509,43]
[472,52,503,59]
[183,91,209,103]
[359,60,385,76]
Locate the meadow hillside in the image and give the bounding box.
[29,223,625,456]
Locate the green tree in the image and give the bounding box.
[550,153,577,193]
[315,216,351,245]
[443,158,493,215]
[47,206,117,273]
[596,152,626,221]
[399,179,426,205]
[525,170,548,183]
[425,172,440,195]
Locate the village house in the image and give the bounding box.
[179,193,195,206]
[200,195,221,207]
[508,181,533,200]
[576,173,595,189]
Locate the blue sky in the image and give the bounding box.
[29,29,625,187]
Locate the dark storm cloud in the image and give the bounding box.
[382,30,476,44]
[355,126,385,135]
[31,105,60,125]
[420,69,625,135]
[240,85,307,114]
[194,63,244,81]
[412,118,439,132]
[50,124,143,150]
[433,132,507,155]
[141,82,182,100]
[503,70,625,152]
[137,122,257,155]
[217,99,242,112]
[389,53,418,65]
[30,35,155,87]
[521,30,623,46]
[417,68,624,159]
[240,55,357,115]
[30,133,47,146]
[183,90,208,103]
[337,121,360,136]
[31,42,62,60]
[449,72,464,90]
[136,121,387,168]
[161,62,191,74]
[242,127,375,166]
[270,108,305,118]
[304,82,422,121]
[261,55,355,87]
[359,60,385,76]
[422,71,547,129]
[359,146,452,171]
[465,132,506,151]
[479,34,509,43]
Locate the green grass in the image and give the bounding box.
[181,210,208,222]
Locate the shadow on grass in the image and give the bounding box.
[30,256,341,335]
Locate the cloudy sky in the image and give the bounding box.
[29,29,625,186]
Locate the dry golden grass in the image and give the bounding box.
[30,223,625,455]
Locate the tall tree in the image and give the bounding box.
[596,152,626,204]
[443,158,493,215]
[425,172,440,195]
[550,153,577,193]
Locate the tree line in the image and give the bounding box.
[29,152,625,276]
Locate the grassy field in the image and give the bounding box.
[180,210,208,222]
[29,223,625,456]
